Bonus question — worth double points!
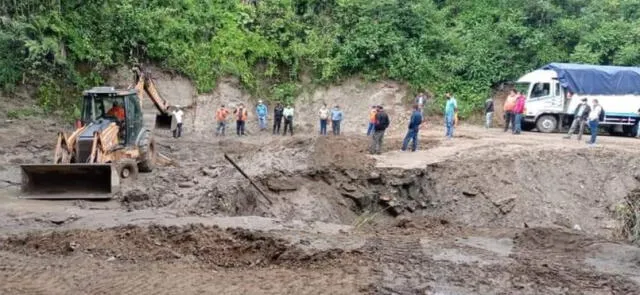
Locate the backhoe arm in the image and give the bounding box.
[132,66,172,115]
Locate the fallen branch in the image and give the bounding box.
[224,153,273,205]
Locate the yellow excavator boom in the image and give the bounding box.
[131,66,174,129]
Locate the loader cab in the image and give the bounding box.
[81,87,144,145]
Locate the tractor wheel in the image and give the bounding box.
[138,131,156,173]
[116,159,138,179]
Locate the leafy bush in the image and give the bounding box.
[2,0,640,117]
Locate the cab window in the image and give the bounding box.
[531,83,550,98]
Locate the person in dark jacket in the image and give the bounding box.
[564,97,591,140]
[369,105,390,155]
[273,103,284,135]
[484,97,494,128]
[402,105,423,152]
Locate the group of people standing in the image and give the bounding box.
[493,89,605,145]
[564,97,604,145]
[502,89,526,134]
[366,92,459,154]
[213,101,346,137]
[318,104,345,136]
[214,101,294,136]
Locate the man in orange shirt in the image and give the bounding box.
[366,105,377,136]
[106,101,125,121]
[215,104,230,136]
[503,89,518,132]
[234,103,248,136]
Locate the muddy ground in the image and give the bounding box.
[1,73,640,294]
[2,116,640,294]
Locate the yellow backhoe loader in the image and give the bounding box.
[20,66,177,199]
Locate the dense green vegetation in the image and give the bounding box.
[2,0,640,118]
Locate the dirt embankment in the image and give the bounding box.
[0,224,350,267]
[116,130,640,239]
[2,218,639,295]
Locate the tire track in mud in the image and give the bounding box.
[0,224,371,295]
[0,253,365,295]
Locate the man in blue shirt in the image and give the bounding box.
[256,100,268,131]
[444,93,457,139]
[401,104,423,152]
[331,105,344,135]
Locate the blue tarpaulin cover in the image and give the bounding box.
[541,63,640,95]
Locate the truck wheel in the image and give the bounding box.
[138,131,156,173]
[536,115,557,133]
[623,125,634,137]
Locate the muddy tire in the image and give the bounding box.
[116,159,138,179]
[138,131,156,173]
[536,115,557,133]
[623,125,635,137]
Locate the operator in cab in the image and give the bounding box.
[107,101,125,121]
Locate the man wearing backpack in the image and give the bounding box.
[369,105,389,155]
[587,98,603,145]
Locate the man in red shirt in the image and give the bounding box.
[512,91,526,134]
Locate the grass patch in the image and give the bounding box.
[6,108,40,120]
[615,188,640,245]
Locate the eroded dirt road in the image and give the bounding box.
[1,120,640,294]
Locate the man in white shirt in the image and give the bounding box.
[318,103,329,135]
[172,105,184,138]
[282,104,294,136]
[587,99,602,145]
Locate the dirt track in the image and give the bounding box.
[2,110,640,294]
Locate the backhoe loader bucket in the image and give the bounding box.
[20,163,119,200]
[155,113,173,130]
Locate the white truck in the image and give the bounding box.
[516,63,640,136]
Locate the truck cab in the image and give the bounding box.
[516,69,570,133]
[516,63,640,135]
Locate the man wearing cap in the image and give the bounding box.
[564,97,590,140]
[172,105,184,138]
[256,100,268,131]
